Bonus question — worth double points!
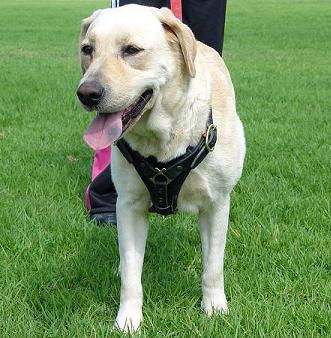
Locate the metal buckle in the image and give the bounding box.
[205,124,217,152]
[149,168,172,185]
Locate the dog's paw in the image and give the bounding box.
[114,307,143,333]
[201,292,228,316]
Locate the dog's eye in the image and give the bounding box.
[122,45,143,57]
[81,45,93,55]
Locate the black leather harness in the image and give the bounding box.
[115,111,217,216]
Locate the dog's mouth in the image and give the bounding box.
[83,89,153,150]
[121,89,153,132]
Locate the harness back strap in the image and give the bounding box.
[116,111,217,215]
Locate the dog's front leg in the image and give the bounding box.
[199,194,230,315]
[114,197,149,332]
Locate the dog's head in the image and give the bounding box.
[77,5,197,150]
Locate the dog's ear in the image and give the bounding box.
[80,10,101,43]
[154,7,197,78]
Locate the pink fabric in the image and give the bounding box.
[92,147,111,180]
[171,0,182,20]
[85,146,111,210]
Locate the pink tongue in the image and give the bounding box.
[83,112,123,150]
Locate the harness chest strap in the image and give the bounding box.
[115,111,217,216]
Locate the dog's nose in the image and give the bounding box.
[77,81,104,107]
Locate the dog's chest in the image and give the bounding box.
[177,169,212,214]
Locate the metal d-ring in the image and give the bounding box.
[205,124,217,152]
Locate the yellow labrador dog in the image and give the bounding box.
[77,4,245,332]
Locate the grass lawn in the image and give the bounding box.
[0,0,330,336]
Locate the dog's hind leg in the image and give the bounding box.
[114,197,149,332]
[199,193,230,315]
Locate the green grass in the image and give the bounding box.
[0,0,330,336]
